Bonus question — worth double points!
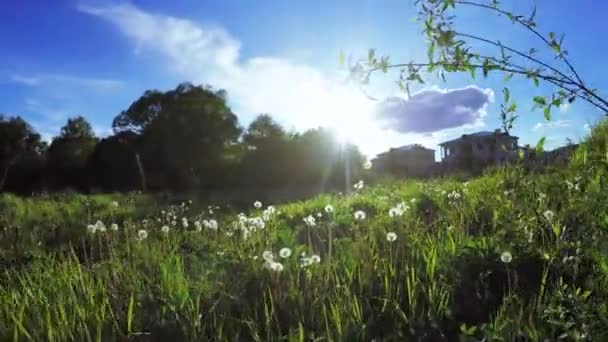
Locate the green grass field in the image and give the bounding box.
[2,124,608,341]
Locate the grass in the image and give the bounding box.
[2,125,608,341]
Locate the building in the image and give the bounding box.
[438,129,519,173]
[371,144,435,177]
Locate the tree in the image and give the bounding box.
[115,82,241,191]
[46,116,97,191]
[86,131,140,192]
[243,114,286,147]
[0,116,44,192]
[351,0,606,141]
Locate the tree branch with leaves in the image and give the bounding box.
[348,0,606,137]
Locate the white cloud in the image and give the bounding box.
[11,73,124,90]
[559,102,570,113]
[79,3,489,157]
[532,119,573,131]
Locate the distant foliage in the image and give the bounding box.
[0,83,365,195]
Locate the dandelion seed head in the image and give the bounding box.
[354,210,366,221]
[262,250,274,262]
[161,225,170,233]
[310,254,321,263]
[111,201,119,209]
[500,251,513,263]
[324,204,334,213]
[543,210,555,222]
[137,229,148,241]
[303,215,316,227]
[110,223,119,231]
[254,201,262,209]
[386,232,397,242]
[279,247,292,258]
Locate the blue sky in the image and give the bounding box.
[1,0,605,158]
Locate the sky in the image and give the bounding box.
[1,0,605,160]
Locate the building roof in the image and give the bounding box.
[376,144,434,157]
[439,130,518,146]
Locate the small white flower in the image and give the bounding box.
[161,225,170,233]
[87,224,97,234]
[248,217,265,230]
[310,254,321,263]
[386,232,397,242]
[205,219,218,230]
[279,247,292,258]
[171,220,177,227]
[500,251,513,264]
[111,201,119,209]
[543,210,555,222]
[268,261,284,272]
[316,212,322,218]
[137,229,148,241]
[353,180,364,190]
[354,210,366,221]
[110,223,119,231]
[303,215,316,227]
[194,220,202,231]
[254,201,262,209]
[324,204,334,213]
[388,207,403,217]
[262,250,274,262]
[95,220,106,232]
[182,217,189,228]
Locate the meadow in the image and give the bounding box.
[1,124,608,341]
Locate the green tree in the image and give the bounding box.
[0,115,44,192]
[46,116,97,191]
[114,82,241,191]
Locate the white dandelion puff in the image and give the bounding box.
[254,201,262,209]
[161,225,170,233]
[354,210,366,221]
[279,247,292,258]
[262,250,274,262]
[303,215,316,227]
[310,254,321,263]
[137,229,148,241]
[110,223,119,231]
[500,251,513,264]
[324,204,334,213]
[386,232,397,242]
[543,210,555,222]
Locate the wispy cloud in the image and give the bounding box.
[532,119,573,131]
[78,2,489,156]
[11,73,124,90]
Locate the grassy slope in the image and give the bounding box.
[2,124,608,340]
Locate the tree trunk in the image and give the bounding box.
[0,163,12,192]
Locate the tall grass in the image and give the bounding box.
[2,124,608,340]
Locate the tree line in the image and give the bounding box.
[0,83,365,195]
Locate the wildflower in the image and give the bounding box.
[171,220,177,227]
[386,232,397,242]
[110,223,119,231]
[543,210,555,222]
[194,220,202,231]
[182,217,189,228]
[265,261,284,272]
[87,224,97,234]
[279,247,292,258]
[500,251,513,264]
[303,215,316,227]
[388,207,403,217]
[95,220,106,232]
[161,225,170,233]
[266,205,276,215]
[225,231,234,237]
[310,254,321,263]
[262,250,274,262]
[324,204,334,213]
[205,219,218,230]
[111,201,119,209]
[300,257,313,267]
[248,217,265,230]
[254,201,262,209]
[137,229,148,241]
[354,180,364,190]
[354,210,366,221]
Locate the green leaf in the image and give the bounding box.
[504,73,513,82]
[533,96,546,106]
[507,103,517,113]
[503,88,510,103]
[544,106,551,121]
[536,137,546,154]
[549,32,556,41]
[533,77,539,87]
